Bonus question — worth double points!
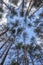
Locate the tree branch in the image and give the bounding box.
[0,0,16,14]
[0,29,9,36]
[29,3,43,18]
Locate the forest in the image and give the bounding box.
[0,0,43,65]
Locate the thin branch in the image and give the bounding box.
[29,3,43,18]
[0,0,16,13]
[0,29,9,36]
[25,0,34,16]
[29,53,34,65]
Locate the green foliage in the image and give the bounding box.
[11,61,19,65]
[22,44,27,50]
[11,29,16,34]
[39,13,43,18]
[0,7,3,12]
[15,42,22,49]
[10,12,17,18]
[17,27,24,35]
[33,0,42,8]
[28,23,32,27]
[20,9,24,17]
[12,0,19,5]
[11,20,19,27]
[34,19,40,26]
[0,14,2,18]
[0,0,43,65]
[34,27,41,34]
[11,61,15,65]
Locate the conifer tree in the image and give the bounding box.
[0,0,43,65]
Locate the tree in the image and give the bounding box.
[9,0,19,5]
[22,44,28,65]
[15,43,22,64]
[0,0,43,65]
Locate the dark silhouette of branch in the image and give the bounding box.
[25,0,33,16]
[0,29,9,36]
[1,41,14,65]
[29,3,43,18]
[0,0,16,14]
